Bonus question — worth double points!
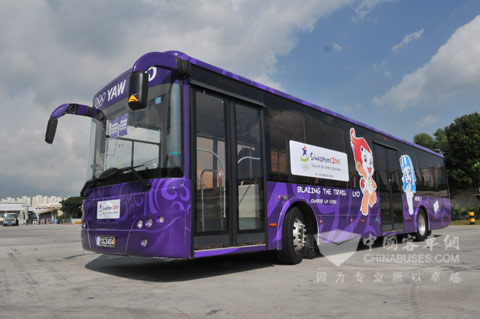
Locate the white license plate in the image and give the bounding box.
[96,236,117,248]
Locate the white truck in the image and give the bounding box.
[3,213,19,226]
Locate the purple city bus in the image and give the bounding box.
[45,51,450,264]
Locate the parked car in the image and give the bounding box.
[3,213,19,226]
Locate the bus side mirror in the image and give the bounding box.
[128,71,149,111]
[45,118,58,144]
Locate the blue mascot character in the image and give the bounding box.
[400,155,416,215]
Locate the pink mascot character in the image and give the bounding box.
[350,128,377,216]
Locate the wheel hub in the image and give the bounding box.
[418,213,426,236]
[292,218,307,253]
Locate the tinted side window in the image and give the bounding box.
[345,126,374,189]
[267,101,306,183]
[413,154,424,192]
[306,109,347,187]
[414,150,435,195]
[306,109,346,152]
[433,156,448,197]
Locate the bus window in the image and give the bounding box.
[306,109,346,187]
[267,102,306,182]
[345,126,373,189]
[433,157,448,197]
[414,167,424,191]
[235,103,264,231]
[195,91,229,233]
[306,109,345,153]
[415,150,435,195]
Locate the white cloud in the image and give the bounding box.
[333,43,344,52]
[0,0,355,197]
[372,60,391,77]
[392,29,424,53]
[353,0,395,22]
[415,115,439,129]
[324,42,344,53]
[374,15,480,110]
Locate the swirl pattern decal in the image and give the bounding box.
[82,178,191,258]
[266,181,450,250]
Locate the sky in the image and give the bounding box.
[0,0,479,198]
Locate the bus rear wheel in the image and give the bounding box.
[415,210,428,241]
[277,207,306,265]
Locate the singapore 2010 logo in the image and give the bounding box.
[300,145,309,162]
[300,145,309,171]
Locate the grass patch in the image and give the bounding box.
[450,219,474,225]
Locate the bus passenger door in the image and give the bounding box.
[374,143,403,233]
[234,102,265,245]
[193,89,266,249]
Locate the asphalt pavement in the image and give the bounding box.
[0,224,479,319]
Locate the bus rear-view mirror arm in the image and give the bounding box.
[45,103,103,144]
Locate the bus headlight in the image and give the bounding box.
[137,220,143,229]
[146,218,153,228]
[141,238,148,247]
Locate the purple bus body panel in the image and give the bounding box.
[266,181,450,250]
[183,82,190,181]
[193,245,266,258]
[82,178,191,258]
[414,195,451,231]
[132,52,178,73]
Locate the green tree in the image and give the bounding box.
[433,128,448,154]
[443,113,480,190]
[412,112,480,190]
[413,133,437,151]
[60,197,83,219]
[472,161,480,188]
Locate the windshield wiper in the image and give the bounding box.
[80,165,151,197]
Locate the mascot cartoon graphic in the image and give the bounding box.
[350,128,377,216]
[399,154,416,215]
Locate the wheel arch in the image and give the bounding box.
[276,198,318,250]
[291,201,318,237]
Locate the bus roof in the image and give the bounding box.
[169,51,443,158]
[101,50,444,158]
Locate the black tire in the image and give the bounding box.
[276,207,306,265]
[415,210,428,241]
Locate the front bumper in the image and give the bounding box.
[81,211,190,258]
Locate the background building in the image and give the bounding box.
[0,195,65,224]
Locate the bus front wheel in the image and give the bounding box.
[277,207,306,264]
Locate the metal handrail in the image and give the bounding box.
[197,148,226,173]
[200,169,223,232]
[197,148,227,230]
[237,156,260,164]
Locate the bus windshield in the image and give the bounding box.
[87,83,183,180]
